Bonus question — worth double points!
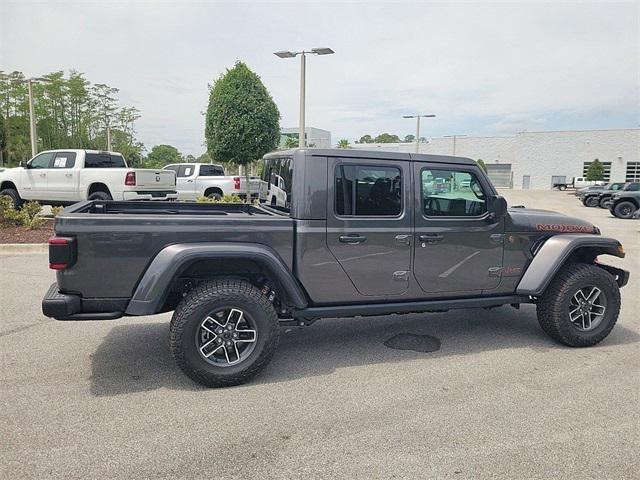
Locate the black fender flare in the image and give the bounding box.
[125,243,308,315]
[516,234,625,296]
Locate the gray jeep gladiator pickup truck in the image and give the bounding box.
[42,149,629,387]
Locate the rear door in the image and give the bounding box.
[326,156,412,296]
[47,151,78,201]
[413,162,504,294]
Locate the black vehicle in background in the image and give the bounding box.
[42,149,629,387]
[608,183,640,219]
[581,182,627,207]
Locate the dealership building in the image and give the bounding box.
[351,128,640,189]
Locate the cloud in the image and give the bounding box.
[1,0,638,153]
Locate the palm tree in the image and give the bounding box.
[337,138,350,149]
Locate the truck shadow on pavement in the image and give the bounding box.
[89,304,639,396]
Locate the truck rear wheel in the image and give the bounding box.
[598,196,610,208]
[88,191,112,201]
[537,263,620,347]
[169,279,279,387]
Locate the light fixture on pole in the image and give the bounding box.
[274,47,335,148]
[443,134,467,155]
[403,114,436,153]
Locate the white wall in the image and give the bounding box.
[351,128,640,189]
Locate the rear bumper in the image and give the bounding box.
[42,283,123,321]
[122,190,177,201]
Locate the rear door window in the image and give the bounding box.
[52,152,77,168]
[198,165,224,176]
[335,165,402,216]
[84,153,126,168]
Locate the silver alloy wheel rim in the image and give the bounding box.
[196,308,257,367]
[569,286,607,332]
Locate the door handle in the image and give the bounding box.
[39,173,46,177]
[65,173,73,177]
[394,234,411,246]
[339,234,367,244]
[419,234,444,244]
[187,180,194,183]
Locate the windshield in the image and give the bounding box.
[261,156,293,213]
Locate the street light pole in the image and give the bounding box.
[275,47,334,148]
[403,114,436,153]
[443,134,467,155]
[27,79,38,157]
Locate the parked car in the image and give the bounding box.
[608,183,640,219]
[580,182,626,207]
[553,177,606,191]
[42,149,629,388]
[162,163,261,201]
[0,149,177,207]
[575,183,618,199]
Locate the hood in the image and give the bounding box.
[507,207,599,234]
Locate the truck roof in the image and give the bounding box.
[264,148,477,165]
[38,149,123,155]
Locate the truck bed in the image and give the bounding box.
[54,200,294,300]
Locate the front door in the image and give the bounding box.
[413,163,504,294]
[20,151,55,199]
[326,157,412,296]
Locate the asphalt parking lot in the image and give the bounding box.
[1,190,638,479]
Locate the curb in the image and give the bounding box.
[0,243,48,255]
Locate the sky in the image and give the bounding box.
[1,0,639,156]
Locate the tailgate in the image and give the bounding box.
[134,169,176,189]
[242,177,263,194]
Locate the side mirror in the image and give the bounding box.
[490,195,508,219]
[20,161,29,169]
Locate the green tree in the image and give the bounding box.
[374,133,401,143]
[283,136,298,149]
[585,159,605,181]
[146,144,182,168]
[205,61,280,200]
[476,159,488,173]
[356,134,374,144]
[404,134,415,143]
[337,138,350,148]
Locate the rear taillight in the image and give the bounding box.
[49,236,76,270]
[125,171,136,186]
[233,176,241,190]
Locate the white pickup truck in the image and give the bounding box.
[0,149,177,207]
[162,163,262,201]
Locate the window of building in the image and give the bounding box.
[582,161,612,181]
[199,165,225,177]
[421,169,487,217]
[335,165,402,216]
[85,153,126,168]
[625,162,640,182]
[52,152,77,168]
[28,152,55,169]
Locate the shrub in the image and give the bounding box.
[19,201,44,229]
[196,194,243,204]
[0,196,21,226]
[51,206,65,217]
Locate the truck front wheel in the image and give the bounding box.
[583,196,598,207]
[537,263,620,347]
[0,188,24,209]
[613,201,637,219]
[169,280,279,387]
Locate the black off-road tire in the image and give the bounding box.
[583,196,598,207]
[537,263,620,347]
[88,191,112,201]
[0,188,24,209]
[169,279,279,387]
[613,201,637,219]
[207,191,222,201]
[598,196,609,208]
